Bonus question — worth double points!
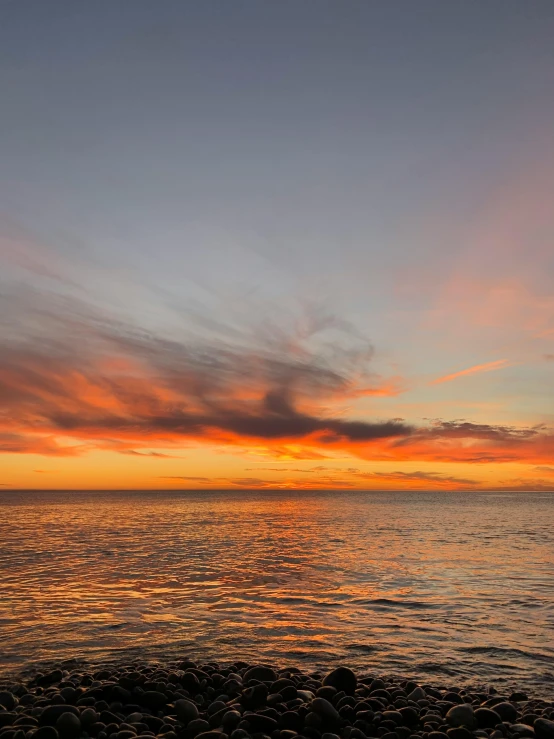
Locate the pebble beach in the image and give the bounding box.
[1,661,553,739]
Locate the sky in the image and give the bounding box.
[1,1,554,491]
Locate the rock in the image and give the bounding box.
[242,713,278,733]
[187,719,210,737]
[33,728,59,739]
[181,673,200,692]
[139,691,168,710]
[446,704,475,729]
[279,711,303,731]
[311,697,340,722]
[81,709,98,725]
[447,729,474,739]
[40,706,80,727]
[493,702,518,722]
[240,683,267,709]
[38,671,63,687]
[512,726,536,738]
[535,719,554,739]
[229,731,248,739]
[428,733,449,739]
[207,701,226,716]
[221,711,241,731]
[511,693,530,703]
[322,667,357,695]
[382,711,404,726]
[474,708,501,729]
[522,715,540,726]
[55,713,81,739]
[174,699,199,724]
[243,666,278,683]
[322,734,341,739]
[0,692,18,711]
[0,714,18,729]
[195,733,228,739]
[408,687,427,701]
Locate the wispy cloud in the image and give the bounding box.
[121,450,180,458]
[432,359,511,385]
[1,288,554,468]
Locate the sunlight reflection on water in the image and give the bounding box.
[0,490,553,688]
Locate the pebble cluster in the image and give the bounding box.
[1,661,553,739]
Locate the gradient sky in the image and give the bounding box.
[1,1,554,491]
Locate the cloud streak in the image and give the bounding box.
[432,359,511,385]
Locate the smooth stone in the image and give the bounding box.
[243,713,278,732]
[523,715,540,726]
[446,705,475,729]
[221,712,241,731]
[125,715,142,725]
[279,712,303,731]
[270,679,296,693]
[174,699,199,725]
[298,690,315,702]
[0,693,18,711]
[81,709,98,725]
[140,691,168,710]
[475,708,502,729]
[535,719,554,739]
[195,733,228,739]
[493,703,518,723]
[32,729,59,739]
[322,668,357,695]
[181,674,200,693]
[311,698,340,722]
[187,720,210,738]
[0,714,18,729]
[240,684,267,709]
[55,713,81,739]
[428,733,449,739]
[382,711,404,726]
[40,707,80,728]
[511,694,530,703]
[243,666,278,683]
[207,701,226,716]
[408,688,427,702]
[447,729,474,739]
[512,727,536,738]
[322,734,341,739]
[229,731,248,739]
[38,672,63,687]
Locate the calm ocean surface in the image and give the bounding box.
[1,490,553,689]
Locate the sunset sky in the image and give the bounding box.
[1,1,553,491]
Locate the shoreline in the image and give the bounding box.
[0,659,552,739]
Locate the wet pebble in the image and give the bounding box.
[0,659,551,739]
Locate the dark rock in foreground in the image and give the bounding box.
[0,660,552,739]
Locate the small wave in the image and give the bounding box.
[353,598,437,610]
[458,646,554,662]
[346,643,380,653]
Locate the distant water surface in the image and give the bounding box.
[1,490,553,689]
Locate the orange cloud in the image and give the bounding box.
[432,359,510,385]
[2,288,554,474]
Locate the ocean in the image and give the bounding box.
[1,490,553,690]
